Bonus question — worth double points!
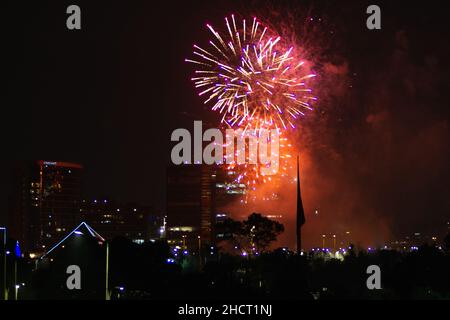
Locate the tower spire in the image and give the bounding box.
[296,155,306,254]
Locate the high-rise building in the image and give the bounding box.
[166,165,216,247]
[165,162,301,249]
[80,198,161,243]
[9,161,83,253]
[213,168,246,209]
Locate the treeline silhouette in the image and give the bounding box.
[4,223,450,300]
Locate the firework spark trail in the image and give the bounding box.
[186,15,317,131]
[186,15,317,195]
[223,129,292,185]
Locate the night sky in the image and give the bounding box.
[3,0,450,247]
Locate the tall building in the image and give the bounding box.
[166,165,216,247]
[80,198,161,243]
[213,168,247,209]
[9,161,83,253]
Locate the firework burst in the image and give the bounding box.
[186,15,317,131]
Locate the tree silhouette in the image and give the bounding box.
[243,213,284,253]
[215,217,246,251]
[216,213,284,254]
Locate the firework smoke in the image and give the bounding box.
[185,15,319,192]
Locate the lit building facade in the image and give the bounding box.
[166,165,216,247]
[9,161,83,252]
[80,198,162,243]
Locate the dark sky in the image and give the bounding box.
[3,0,450,246]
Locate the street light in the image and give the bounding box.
[105,241,110,300]
[14,285,19,300]
[14,259,17,300]
[1,227,6,301]
[197,236,202,267]
[182,235,186,248]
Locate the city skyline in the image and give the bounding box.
[3,0,450,306]
[3,0,450,250]
[4,158,449,253]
